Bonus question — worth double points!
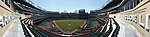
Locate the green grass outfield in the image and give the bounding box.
[55,19,86,33]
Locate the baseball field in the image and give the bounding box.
[54,19,86,34]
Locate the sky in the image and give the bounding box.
[31,0,107,12]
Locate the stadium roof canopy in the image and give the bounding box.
[13,0,42,11]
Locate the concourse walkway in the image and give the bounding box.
[114,18,142,37]
[2,18,25,37]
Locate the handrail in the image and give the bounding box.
[111,18,120,37]
[21,19,35,37]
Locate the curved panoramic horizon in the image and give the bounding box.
[0,0,149,37]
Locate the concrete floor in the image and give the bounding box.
[3,19,25,37]
[115,18,142,37]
